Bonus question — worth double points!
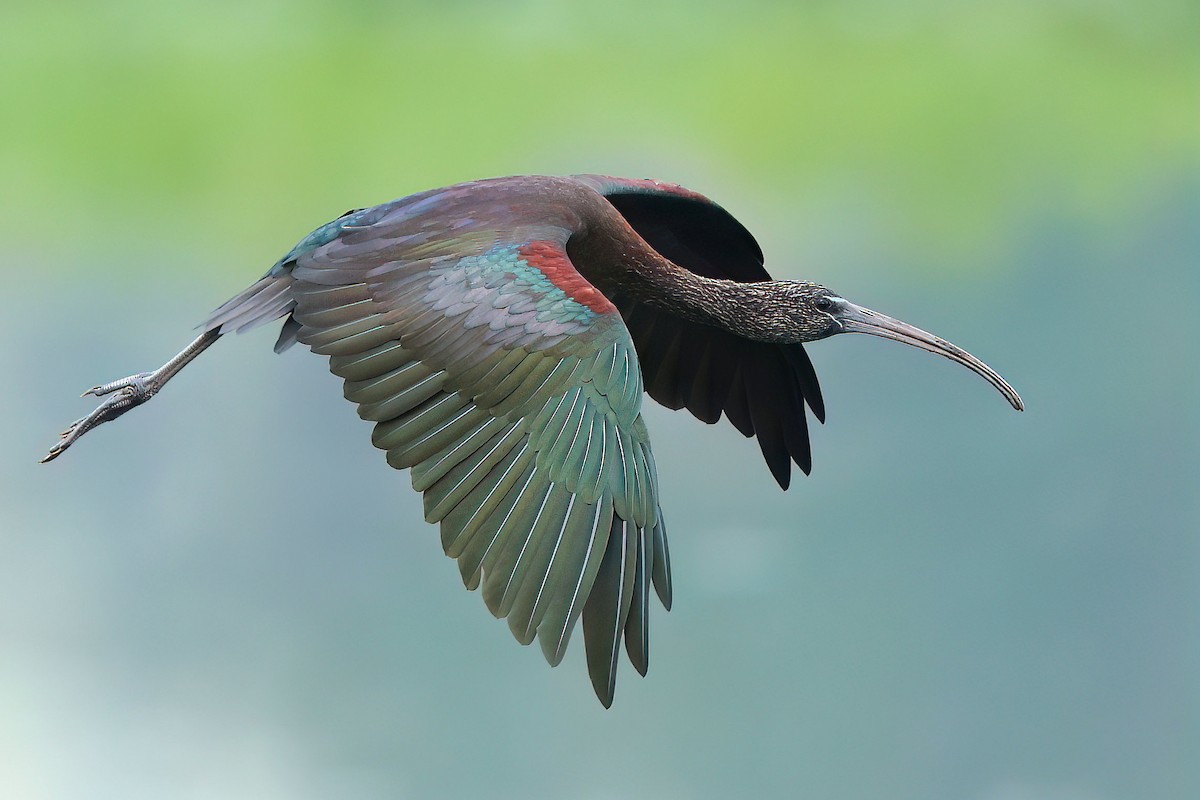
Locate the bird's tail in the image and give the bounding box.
[201,274,300,352]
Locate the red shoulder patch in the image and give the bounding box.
[518,241,617,315]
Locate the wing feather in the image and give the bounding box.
[582,514,640,708]
[441,434,533,556]
[411,415,513,493]
[497,482,574,629]
[328,341,412,381]
[425,422,525,525]
[623,525,652,676]
[205,184,673,705]
[344,360,435,405]
[456,457,539,586]
[481,470,554,615]
[357,369,445,422]
[650,514,672,609]
[538,494,613,666]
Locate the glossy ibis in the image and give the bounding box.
[43,175,1022,706]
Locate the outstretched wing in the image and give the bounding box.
[206,187,670,706]
[575,176,826,489]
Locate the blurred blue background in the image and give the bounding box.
[3,2,1197,798]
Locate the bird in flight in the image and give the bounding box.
[43,175,1022,706]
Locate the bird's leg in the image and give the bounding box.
[41,329,222,463]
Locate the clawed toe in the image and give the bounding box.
[84,372,153,398]
[42,373,160,463]
[42,418,87,463]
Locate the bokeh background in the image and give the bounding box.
[3,2,1197,798]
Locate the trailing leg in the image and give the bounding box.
[41,329,222,463]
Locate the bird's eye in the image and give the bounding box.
[814,297,833,312]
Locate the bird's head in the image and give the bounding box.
[771,281,1024,411]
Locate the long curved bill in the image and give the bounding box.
[837,303,1024,411]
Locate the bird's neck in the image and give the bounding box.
[567,204,799,343]
[617,251,789,343]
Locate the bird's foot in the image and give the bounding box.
[41,371,160,463]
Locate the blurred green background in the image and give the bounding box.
[4,1,1197,798]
